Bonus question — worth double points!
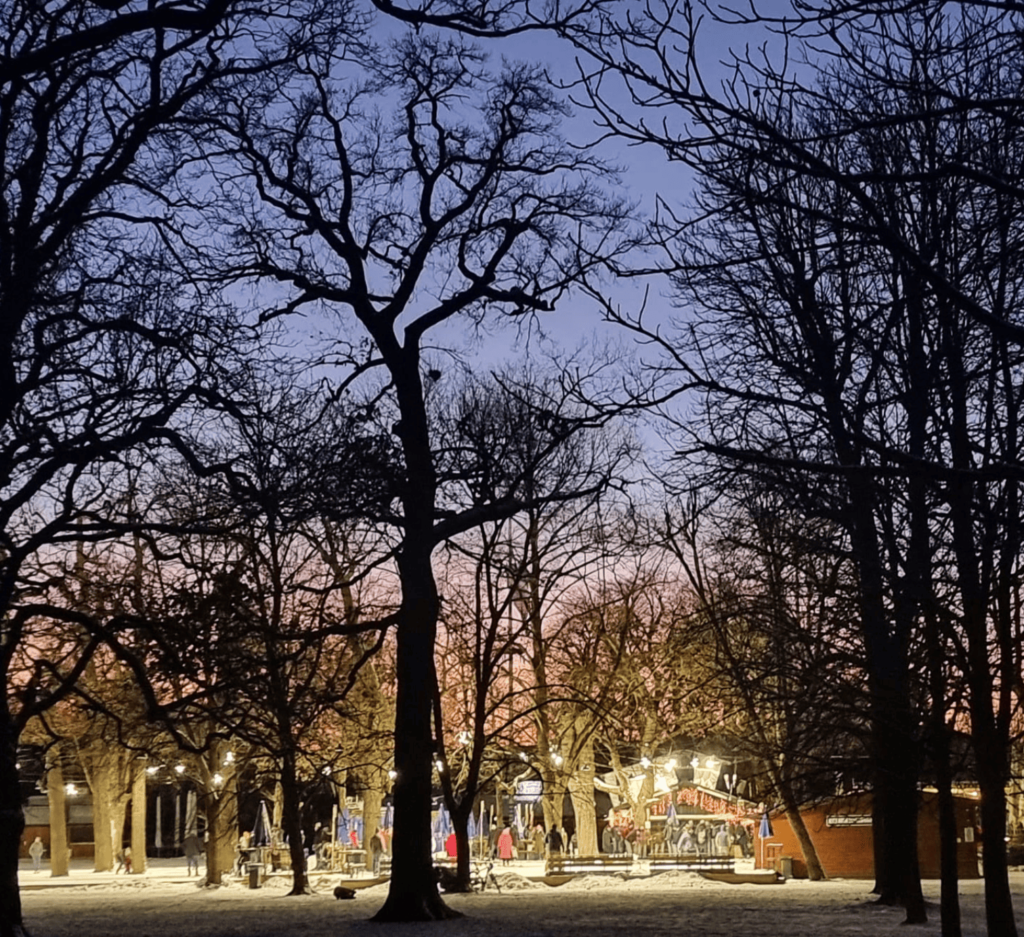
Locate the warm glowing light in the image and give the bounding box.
[666,759,677,771]
[213,773,224,787]
[65,783,78,796]
[640,756,652,769]
[146,766,159,775]
[388,770,397,780]
[224,751,235,765]
[435,760,445,773]
[175,764,185,775]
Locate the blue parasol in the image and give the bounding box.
[432,802,452,852]
[336,807,350,843]
[382,803,394,830]
[666,801,677,822]
[468,810,477,839]
[759,812,774,839]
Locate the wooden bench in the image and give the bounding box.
[648,855,735,873]
[546,855,635,875]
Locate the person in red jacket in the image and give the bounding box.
[497,826,515,865]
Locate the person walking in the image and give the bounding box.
[28,836,44,873]
[183,833,203,876]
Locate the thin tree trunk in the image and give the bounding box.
[131,767,147,874]
[772,773,826,881]
[47,764,69,877]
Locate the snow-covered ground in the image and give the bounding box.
[17,856,1024,937]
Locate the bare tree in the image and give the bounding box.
[185,29,631,916]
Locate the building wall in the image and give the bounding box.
[755,792,979,880]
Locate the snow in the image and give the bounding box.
[18,856,1024,937]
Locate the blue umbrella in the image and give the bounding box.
[666,801,677,822]
[759,812,774,839]
[336,808,350,843]
[467,810,477,839]
[382,803,394,830]
[432,802,452,852]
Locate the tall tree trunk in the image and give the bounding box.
[373,358,457,921]
[568,750,597,856]
[452,809,472,892]
[272,780,284,829]
[1,713,27,937]
[89,764,114,872]
[46,764,69,877]
[202,776,238,886]
[926,606,961,937]
[279,755,309,895]
[848,483,925,923]
[131,767,147,875]
[372,546,458,920]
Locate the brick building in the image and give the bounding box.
[755,791,980,879]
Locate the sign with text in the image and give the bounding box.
[515,780,543,803]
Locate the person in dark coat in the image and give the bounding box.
[183,833,203,876]
[369,828,386,875]
[545,824,564,858]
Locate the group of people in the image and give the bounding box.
[599,817,752,859]
[484,821,575,865]
[663,818,752,858]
